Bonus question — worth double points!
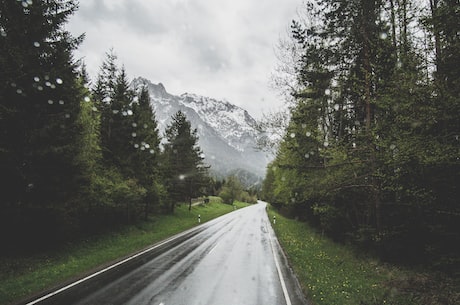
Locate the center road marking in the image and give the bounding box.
[267,221,292,305]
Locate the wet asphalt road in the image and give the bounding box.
[30,201,307,305]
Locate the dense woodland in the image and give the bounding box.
[0,0,216,252]
[262,0,459,273]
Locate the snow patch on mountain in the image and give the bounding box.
[131,77,271,181]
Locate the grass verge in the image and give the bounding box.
[267,205,459,305]
[0,198,249,305]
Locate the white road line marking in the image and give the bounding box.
[208,243,219,255]
[267,223,292,305]
[25,227,201,305]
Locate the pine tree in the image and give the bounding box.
[131,85,161,218]
[162,111,209,212]
[0,0,84,247]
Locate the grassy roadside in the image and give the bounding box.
[267,205,459,305]
[0,198,249,305]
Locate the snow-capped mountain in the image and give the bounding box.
[131,77,270,183]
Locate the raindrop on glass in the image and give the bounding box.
[143,124,148,129]
[149,149,155,154]
[122,111,128,116]
[65,113,70,119]
[127,109,133,116]
[37,86,43,91]
[92,106,97,112]
[56,78,63,85]
[22,1,28,8]
[103,96,111,103]
[324,141,329,147]
[305,153,310,159]
[33,41,40,47]
[390,144,396,150]
[302,123,307,128]
[334,104,340,111]
[59,100,64,105]
[325,88,331,95]
[48,99,54,105]
[290,132,296,138]
[134,143,139,148]
[145,144,150,149]
[16,89,23,94]
[131,132,137,137]
[0,28,6,37]
[132,123,137,127]
[45,81,51,87]
[133,96,139,102]
[112,110,119,114]
[306,131,311,137]
[50,84,56,89]
[379,32,388,40]
[140,146,145,151]
[84,96,90,102]
[33,76,40,82]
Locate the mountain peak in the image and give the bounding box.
[131,78,271,180]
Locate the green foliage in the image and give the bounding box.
[268,206,459,305]
[265,0,460,272]
[162,111,210,212]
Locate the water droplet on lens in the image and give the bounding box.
[37,86,43,91]
[103,96,111,103]
[143,124,148,128]
[290,133,296,138]
[92,106,97,111]
[325,88,331,95]
[112,110,119,114]
[145,144,150,149]
[59,100,64,105]
[134,144,139,148]
[16,89,23,94]
[33,41,40,47]
[122,111,128,116]
[132,123,137,127]
[65,113,70,118]
[306,131,311,137]
[45,81,51,87]
[132,132,137,137]
[33,76,40,82]
[84,96,90,102]
[379,32,388,39]
[390,144,396,150]
[48,100,54,104]
[56,78,63,84]
[334,104,340,111]
[127,110,133,116]
[324,141,329,147]
[149,149,154,154]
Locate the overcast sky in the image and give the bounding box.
[66,0,300,119]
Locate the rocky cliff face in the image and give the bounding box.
[132,77,270,186]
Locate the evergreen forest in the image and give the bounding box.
[262,0,459,273]
[0,0,211,253]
